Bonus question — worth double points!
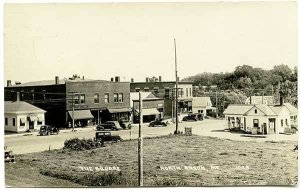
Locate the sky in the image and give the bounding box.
[4,2,297,84]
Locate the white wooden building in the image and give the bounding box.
[4,101,46,133]
[224,104,296,134]
[192,97,216,116]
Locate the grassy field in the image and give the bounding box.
[5,135,298,187]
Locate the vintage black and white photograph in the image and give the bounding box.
[2,0,298,188]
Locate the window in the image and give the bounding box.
[165,88,170,98]
[254,109,257,114]
[5,118,8,126]
[94,93,99,103]
[118,93,123,102]
[37,121,43,125]
[20,118,25,126]
[114,93,118,103]
[74,94,80,104]
[135,88,140,92]
[285,119,288,126]
[12,118,15,126]
[80,94,85,104]
[186,88,188,97]
[189,88,192,97]
[281,119,283,127]
[144,87,149,92]
[104,93,109,103]
[154,87,159,94]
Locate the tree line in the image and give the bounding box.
[181,64,297,114]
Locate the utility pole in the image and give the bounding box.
[68,91,77,132]
[174,38,179,134]
[138,91,143,186]
[215,89,218,118]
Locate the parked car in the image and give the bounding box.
[118,118,132,129]
[94,131,122,144]
[182,114,199,121]
[39,125,60,136]
[96,121,123,131]
[4,146,15,163]
[149,118,169,127]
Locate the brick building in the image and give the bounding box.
[4,76,130,128]
[130,77,193,118]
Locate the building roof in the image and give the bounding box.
[254,104,276,116]
[224,103,295,116]
[7,79,109,87]
[223,104,253,115]
[131,81,193,85]
[5,101,46,114]
[192,97,212,107]
[283,103,298,115]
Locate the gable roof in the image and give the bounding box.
[223,105,253,115]
[5,101,46,114]
[248,104,276,116]
[283,103,298,115]
[192,97,212,107]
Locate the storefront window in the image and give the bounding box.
[94,93,99,103]
[80,94,85,104]
[118,93,123,102]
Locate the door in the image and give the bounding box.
[29,121,34,129]
[268,118,276,134]
[244,117,246,131]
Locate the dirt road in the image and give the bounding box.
[5,119,297,154]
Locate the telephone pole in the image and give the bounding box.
[174,38,179,134]
[138,91,143,186]
[68,91,77,132]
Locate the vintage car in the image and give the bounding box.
[118,118,132,129]
[149,118,169,127]
[96,121,123,131]
[182,114,200,122]
[39,125,60,136]
[94,131,122,144]
[4,146,15,163]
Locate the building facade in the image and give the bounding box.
[224,103,296,134]
[5,101,46,133]
[4,76,130,128]
[130,92,164,123]
[130,77,193,118]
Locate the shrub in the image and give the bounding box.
[64,138,101,151]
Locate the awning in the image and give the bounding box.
[20,118,26,123]
[108,108,131,113]
[29,115,38,121]
[68,110,94,120]
[135,108,160,116]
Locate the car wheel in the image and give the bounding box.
[47,131,50,136]
[183,118,187,121]
[149,123,154,127]
[163,123,167,127]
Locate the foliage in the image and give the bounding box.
[64,138,102,151]
[182,64,297,107]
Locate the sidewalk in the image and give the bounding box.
[5,126,96,138]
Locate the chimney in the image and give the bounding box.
[159,76,162,82]
[115,76,120,82]
[55,76,59,85]
[7,80,11,87]
[131,78,134,83]
[111,77,114,82]
[146,77,149,82]
[279,90,284,106]
[16,92,20,102]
